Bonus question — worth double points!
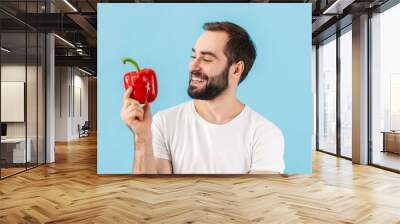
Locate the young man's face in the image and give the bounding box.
[188,31,232,100]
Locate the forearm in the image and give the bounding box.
[133,134,157,174]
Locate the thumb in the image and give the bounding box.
[143,103,152,119]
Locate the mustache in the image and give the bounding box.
[190,71,209,81]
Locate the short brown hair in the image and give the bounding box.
[203,21,256,84]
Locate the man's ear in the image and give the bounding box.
[232,61,245,82]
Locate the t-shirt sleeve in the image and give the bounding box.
[151,113,171,160]
[250,123,285,173]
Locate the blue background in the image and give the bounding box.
[98,3,312,174]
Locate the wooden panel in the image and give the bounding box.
[88,77,97,131]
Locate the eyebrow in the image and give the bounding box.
[192,48,218,59]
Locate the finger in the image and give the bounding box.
[123,99,132,109]
[125,105,144,113]
[130,104,143,113]
[123,98,140,109]
[135,108,144,121]
[124,86,134,99]
[143,103,151,118]
[128,109,144,121]
[127,105,144,118]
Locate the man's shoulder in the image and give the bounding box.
[154,100,192,120]
[246,106,283,135]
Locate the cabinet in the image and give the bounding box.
[382,131,400,154]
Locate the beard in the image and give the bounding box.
[187,66,229,100]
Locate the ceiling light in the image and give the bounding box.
[1,47,11,53]
[322,0,354,15]
[63,0,78,12]
[323,0,341,14]
[78,67,93,76]
[54,34,75,48]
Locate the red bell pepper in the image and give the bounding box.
[122,57,158,104]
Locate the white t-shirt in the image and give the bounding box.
[151,101,285,174]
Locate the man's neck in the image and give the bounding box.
[193,93,245,125]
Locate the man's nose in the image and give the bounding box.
[189,57,201,71]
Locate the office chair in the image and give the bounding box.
[79,121,90,138]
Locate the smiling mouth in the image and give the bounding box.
[191,76,206,83]
[190,73,208,87]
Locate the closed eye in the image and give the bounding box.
[191,55,212,63]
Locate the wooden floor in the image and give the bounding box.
[0,167,26,178]
[1,134,400,223]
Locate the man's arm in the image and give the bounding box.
[121,87,172,174]
[133,134,173,174]
[133,135,157,174]
[156,158,173,174]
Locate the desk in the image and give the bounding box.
[1,138,31,163]
[381,131,400,154]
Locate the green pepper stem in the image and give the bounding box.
[122,58,140,71]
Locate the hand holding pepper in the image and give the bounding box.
[120,86,152,140]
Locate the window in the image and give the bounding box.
[318,36,337,154]
[0,1,47,179]
[371,2,400,171]
[339,28,352,158]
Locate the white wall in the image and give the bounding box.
[72,73,89,138]
[54,67,89,141]
[55,66,69,141]
[1,82,25,122]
